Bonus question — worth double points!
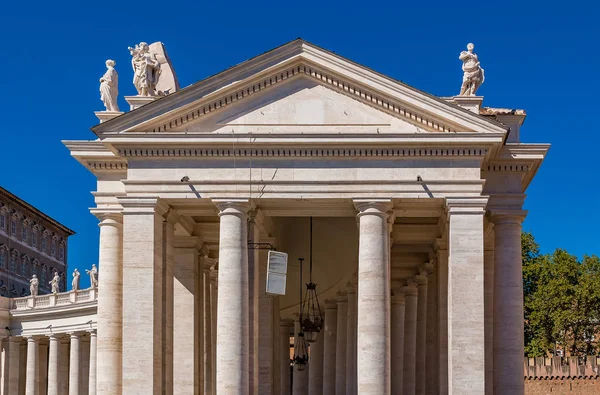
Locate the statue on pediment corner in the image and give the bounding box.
[129,42,161,97]
[458,43,485,96]
[100,59,120,112]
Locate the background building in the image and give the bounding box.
[0,187,74,296]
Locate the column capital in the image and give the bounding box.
[445,197,488,217]
[91,209,123,224]
[117,196,170,216]
[391,287,405,304]
[174,235,203,250]
[201,256,217,272]
[346,281,357,294]
[280,319,294,329]
[336,290,348,303]
[414,273,428,285]
[489,210,527,225]
[87,330,97,337]
[324,299,338,310]
[212,199,250,216]
[354,199,393,217]
[402,281,418,296]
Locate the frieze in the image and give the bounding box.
[117,147,488,158]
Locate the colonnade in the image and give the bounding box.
[0,331,97,395]
[84,196,525,395]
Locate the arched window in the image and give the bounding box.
[10,218,16,236]
[50,240,56,257]
[41,266,48,285]
[0,213,5,230]
[9,251,17,273]
[0,248,5,268]
[32,230,37,248]
[21,256,29,277]
[41,234,47,252]
[59,243,65,262]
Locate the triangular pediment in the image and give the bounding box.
[93,39,507,136]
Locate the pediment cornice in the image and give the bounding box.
[92,40,508,137]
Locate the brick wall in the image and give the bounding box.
[524,357,600,395]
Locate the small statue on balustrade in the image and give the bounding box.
[86,264,98,289]
[72,268,80,291]
[30,274,39,297]
[50,271,60,294]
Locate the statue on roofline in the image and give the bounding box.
[72,268,80,291]
[99,59,120,112]
[458,43,485,96]
[30,274,39,297]
[129,42,162,96]
[50,271,60,294]
[87,264,98,289]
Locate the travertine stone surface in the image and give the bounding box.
[345,283,358,395]
[493,213,525,395]
[436,242,448,395]
[279,321,292,395]
[308,332,323,395]
[80,338,91,395]
[25,337,37,395]
[403,283,418,395]
[426,270,439,395]
[210,269,218,394]
[355,200,391,395]
[164,218,175,395]
[214,200,250,394]
[95,214,123,395]
[446,198,487,394]
[38,343,48,395]
[248,214,260,395]
[202,260,214,395]
[6,338,21,393]
[47,337,58,395]
[322,300,338,395]
[69,333,81,395]
[89,331,97,395]
[121,202,166,395]
[484,245,494,395]
[391,289,405,395]
[58,340,69,395]
[173,246,199,394]
[416,274,428,395]
[335,293,348,395]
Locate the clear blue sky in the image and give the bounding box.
[1,1,598,287]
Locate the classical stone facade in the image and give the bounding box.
[0,187,74,297]
[0,39,549,394]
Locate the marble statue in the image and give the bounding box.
[129,42,161,96]
[86,264,98,288]
[30,274,39,296]
[99,60,120,112]
[459,43,485,96]
[50,272,60,294]
[72,268,80,291]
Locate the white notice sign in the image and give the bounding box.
[266,251,288,295]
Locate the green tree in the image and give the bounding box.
[522,232,600,357]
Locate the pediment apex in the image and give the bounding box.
[92,39,508,136]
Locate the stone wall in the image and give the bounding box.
[524,357,600,395]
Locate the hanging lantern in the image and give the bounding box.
[293,331,309,371]
[300,217,324,343]
[293,258,309,371]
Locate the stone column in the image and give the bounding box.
[335,292,348,395]
[279,321,292,395]
[435,240,448,395]
[354,200,392,395]
[345,282,357,395]
[120,198,169,395]
[210,268,218,394]
[484,240,494,395]
[214,200,250,394]
[403,282,418,395]
[5,337,21,394]
[93,212,123,395]
[391,288,405,395]
[25,337,38,395]
[247,213,260,395]
[307,332,323,395]
[163,213,176,395]
[446,197,487,394]
[492,212,525,395]
[80,338,91,395]
[272,296,281,395]
[415,272,428,395]
[292,319,308,395]
[426,267,439,395]
[20,342,27,394]
[58,339,69,395]
[68,333,81,395]
[173,239,201,394]
[89,331,97,395]
[257,236,275,395]
[322,300,338,395]
[202,258,214,395]
[38,342,48,395]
